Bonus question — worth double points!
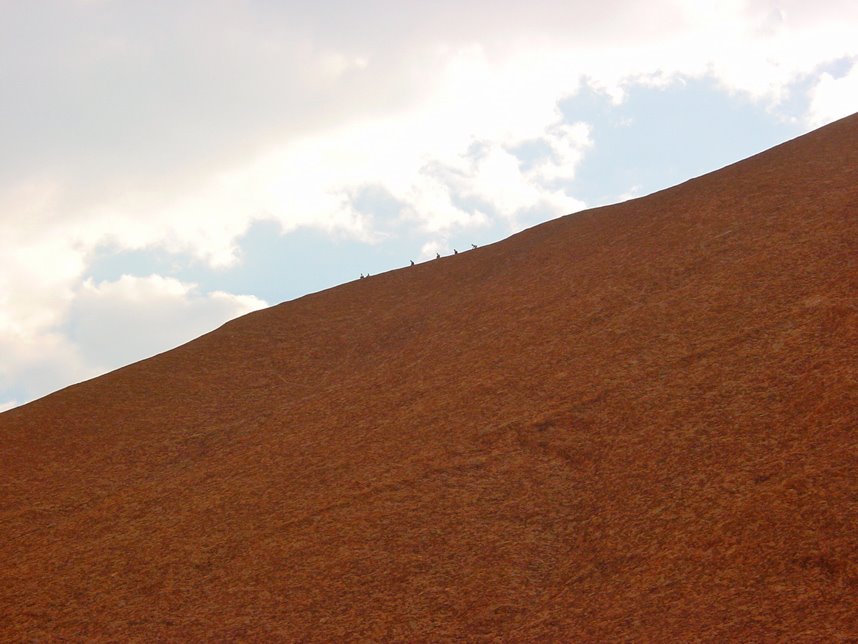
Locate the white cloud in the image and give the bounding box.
[0,330,95,408]
[0,274,266,407]
[3,3,855,271]
[532,122,593,184]
[420,240,445,260]
[67,275,268,370]
[808,63,858,126]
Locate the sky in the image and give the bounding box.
[1,1,857,412]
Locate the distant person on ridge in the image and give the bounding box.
[410,260,414,266]
[471,243,478,249]
[436,252,441,259]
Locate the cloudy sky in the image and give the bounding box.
[1,1,856,411]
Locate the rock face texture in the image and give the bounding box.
[2,114,857,641]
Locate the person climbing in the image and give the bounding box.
[471,243,478,249]
[360,274,364,279]
[436,252,441,259]
[453,249,458,254]
[410,260,415,266]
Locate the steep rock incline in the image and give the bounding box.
[2,113,857,641]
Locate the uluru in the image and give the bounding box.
[1,112,856,641]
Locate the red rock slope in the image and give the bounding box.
[2,113,857,641]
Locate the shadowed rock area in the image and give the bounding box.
[2,113,856,641]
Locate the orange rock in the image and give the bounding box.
[2,113,857,641]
